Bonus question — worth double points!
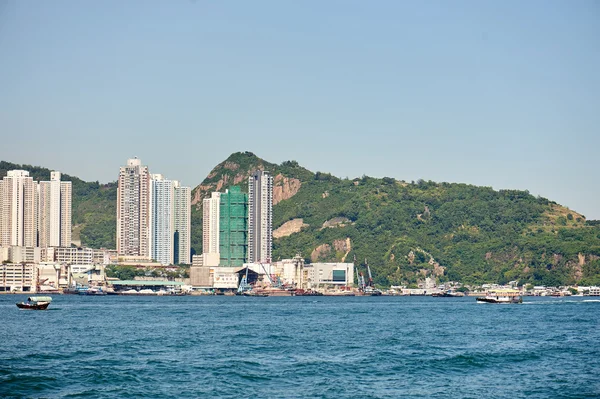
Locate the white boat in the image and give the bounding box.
[476,289,522,304]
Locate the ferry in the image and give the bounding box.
[476,289,522,304]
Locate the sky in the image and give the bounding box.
[0,1,598,218]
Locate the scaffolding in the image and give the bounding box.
[219,186,248,266]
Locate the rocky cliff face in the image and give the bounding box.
[191,153,306,208]
[273,218,308,238]
[310,238,352,262]
[273,174,301,205]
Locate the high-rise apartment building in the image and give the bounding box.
[173,181,191,265]
[149,174,173,265]
[149,176,191,266]
[247,171,273,263]
[219,186,247,266]
[0,170,38,247]
[117,158,150,257]
[38,171,72,248]
[118,159,190,265]
[202,192,221,255]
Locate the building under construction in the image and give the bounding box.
[219,186,248,266]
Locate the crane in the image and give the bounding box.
[258,262,283,288]
[354,255,366,291]
[365,259,374,288]
[237,266,252,294]
[363,258,382,296]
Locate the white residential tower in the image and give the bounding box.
[116,158,150,257]
[247,170,273,263]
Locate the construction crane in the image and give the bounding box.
[363,258,382,296]
[354,255,366,291]
[258,262,283,288]
[237,266,252,294]
[365,259,374,288]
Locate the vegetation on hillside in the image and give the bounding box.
[192,153,600,287]
[189,151,313,254]
[4,154,600,287]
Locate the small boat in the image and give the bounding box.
[476,289,522,304]
[16,296,53,310]
[363,286,383,296]
[78,286,107,296]
[323,290,355,296]
[432,290,464,297]
[242,291,268,297]
[294,289,323,296]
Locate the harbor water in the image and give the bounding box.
[1,295,599,398]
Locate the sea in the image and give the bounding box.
[1,295,599,399]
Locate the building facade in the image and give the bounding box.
[173,181,191,265]
[148,175,191,266]
[202,192,221,256]
[0,263,36,292]
[219,186,247,267]
[247,171,273,263]
[117,158,150,257]
[305,263,355,288]
[38,171,72,248]
[0,170,38,247]
[149,174,174,265]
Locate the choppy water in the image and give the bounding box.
[1,295,599,398]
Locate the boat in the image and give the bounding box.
[78,286,107,296]
[432,290,464,297]
[16,296,53,310]
[252,288,293,296]
[323,290,355,296]
[242,290,268,297]
[363,286,383,296]
[294,289,323,296]
[476,289,522,304]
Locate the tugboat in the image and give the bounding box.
[476,289,522,304]
[16,296,53,310]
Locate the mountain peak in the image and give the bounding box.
[190,152,313,207]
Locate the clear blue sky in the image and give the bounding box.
[0,1,598,218]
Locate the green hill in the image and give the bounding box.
[3,154,600,286]
[192,152,600,287]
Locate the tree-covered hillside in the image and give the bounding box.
[4,154,600,287]
[193,153,600,287]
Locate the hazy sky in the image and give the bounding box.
[1,1,598,218]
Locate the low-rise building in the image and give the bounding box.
[2,246,42,264]
[0,263,36,292]
[304,262,354,289]
[190,266,211,287]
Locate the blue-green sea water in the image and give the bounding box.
[1,295,599,399]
